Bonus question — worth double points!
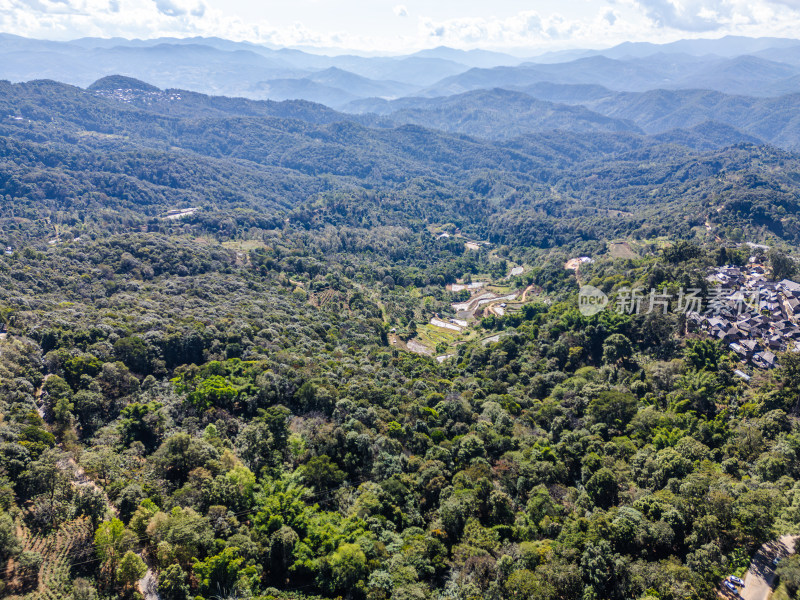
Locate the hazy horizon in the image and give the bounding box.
[3,31,800,61]
[4,0,800,54]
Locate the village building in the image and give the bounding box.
[696,265,800,369]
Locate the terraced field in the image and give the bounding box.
[6,518,92,600]
[415,323,463,351]
[312,288,341,308]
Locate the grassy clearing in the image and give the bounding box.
[416,323,462,352]
[221,239,270,252]
[607,241,639,259]
[486,284,515,295]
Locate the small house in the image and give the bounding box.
[779,279,800,297]
[753,350,778,369]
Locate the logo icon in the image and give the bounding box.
[579,285,608,316]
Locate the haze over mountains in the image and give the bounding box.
[8,34,800,150]
[7,34,800,99]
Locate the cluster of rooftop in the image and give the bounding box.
[691,265,800,369]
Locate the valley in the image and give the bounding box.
[3,31,800,600]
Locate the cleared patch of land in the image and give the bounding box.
[608,241,639,259]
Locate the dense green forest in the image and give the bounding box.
[1,78,800,600]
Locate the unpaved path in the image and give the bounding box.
[35,373,159,599]
[139,569,159,600]
[487,303,505,317]
[34,373,53,421]
[521,284,537,302]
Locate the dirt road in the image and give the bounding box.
[521,284,537,302]
[737,535,799,600]
[139,569,160,600]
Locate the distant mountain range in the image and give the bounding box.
[0,34,496,98]
[343,85,800,150]
[6,33,800,106]
[64,75,785,154]
[6,75,800,255]
[419,54,800,98]
[342,89,642,139]
[529,35,800,63]
[9,33,800,150]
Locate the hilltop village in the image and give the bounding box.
[691,264,800,369]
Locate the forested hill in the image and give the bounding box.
[341,86,800,150]
[341,88,644,139]
[86,75,364,123]
[3,70,800,600]
[3,78,800,250]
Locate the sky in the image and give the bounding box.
[2,0,800,53]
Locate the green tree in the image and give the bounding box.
[155,433,218,484]
[53,395,74,426]
[778,351,800,411]
[157,564,190,600]
[0,510,21,560]
[43,374,72,420]
[188,375,238,411]
[777,555,800,597]
[504,569,556,599]
[72,578,98,600]
[324,542,368,595]
[119,401,164,451]
[585,467,619,509]
[588,391,638,431]
[94,518,136,586]
[74,486,108,529]
[148,507,213,566]
[114,336,151,373]
[62,352,103,388]
[193,547,258,597]
[602,334,633,365]
[581,541,628,600]
[301,455,346,492]
[769,249,796,281]
[663,241,701,264]
[117,550,146,590]
[684,339,725,371]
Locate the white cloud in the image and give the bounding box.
[418,10,614,48]
[8,0,87,14]
[412,1,800,50]
[635,0,731,31]
[631,0,800,33]
[1,0,800,52]
[153,0,204,18]
[0,0,228,40]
